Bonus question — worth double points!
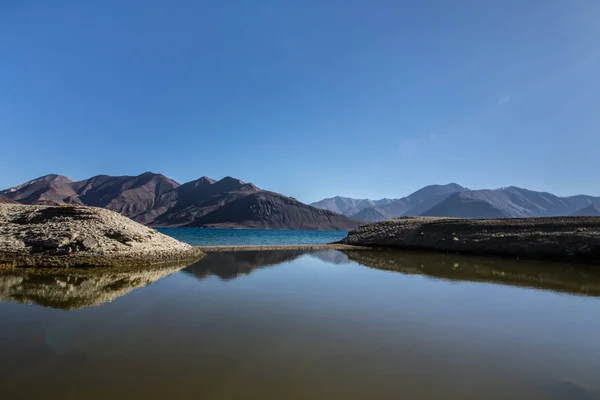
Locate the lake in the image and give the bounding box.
[1,249,600,399]
[156,227,348,246]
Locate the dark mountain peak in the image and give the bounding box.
[196,176,217,184]
[419,183,464,193]
[186,189,359,230]
[210,176,249,193]
[181,176,217,189]
[36,173,73,182]
[240,182,259,191]
[407,183,465,199]
[4,174,73,192]
[570,204,600,217]
[134,172,180,187]
[218,176,246,185]
[0,174,78,206]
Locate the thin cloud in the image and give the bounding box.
[428,133,437,141]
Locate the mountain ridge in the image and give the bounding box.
[313,184,600,221]
[1,173,358,231]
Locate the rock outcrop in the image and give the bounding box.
[338,216,600,263]
[0,204,204,268]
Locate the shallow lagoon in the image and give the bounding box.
[1,250,599,399]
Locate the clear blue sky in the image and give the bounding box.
[1,1,599,202]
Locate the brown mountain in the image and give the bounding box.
[1,173,358,230]
[0,195,18,204]
[186,190,357,230]
[3,174,78,205]
[74,172,181,220]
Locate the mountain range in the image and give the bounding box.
[1,173,358,230]
[311,184,600,221]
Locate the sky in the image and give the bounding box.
[1,0,599,203]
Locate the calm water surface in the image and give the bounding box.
[1,250,600,399]
[156,227,348,246]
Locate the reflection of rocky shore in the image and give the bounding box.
[343,250,600,297]
[183,250,308,280]
[0,264,187,310]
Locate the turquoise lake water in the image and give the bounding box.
[156,228,348,246]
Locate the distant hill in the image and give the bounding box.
[349,207,388,222]
[310,197,396,217]
[314,184,600,220]
[379,184,466,218]
[570,204,600,217]
[1,173,359,230]
[420,192,510,218]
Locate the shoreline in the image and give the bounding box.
[197,244,368,252]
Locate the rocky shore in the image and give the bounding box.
[0,204,204,268]
[338,216,600,263]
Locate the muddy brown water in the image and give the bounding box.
[1,250,599,399]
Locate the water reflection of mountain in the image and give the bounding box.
[343,250,600,297]
[0,264,187,310]
[183,250,308,280]
[309,250,351,264]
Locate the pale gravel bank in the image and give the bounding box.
[338,216,600,264]
[0,204,204,268]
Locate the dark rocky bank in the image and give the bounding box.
[338,216,600,264]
